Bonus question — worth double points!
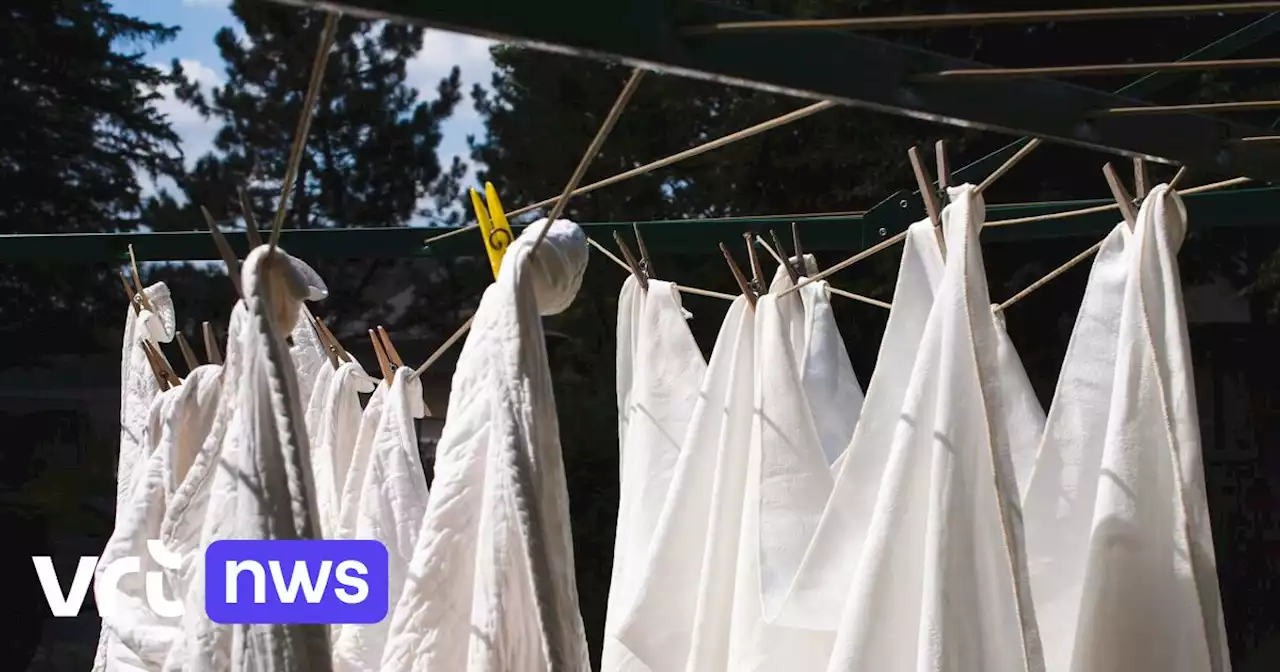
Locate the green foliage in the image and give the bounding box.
[0,0,186,360]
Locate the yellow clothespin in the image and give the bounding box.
[469,182,515,280]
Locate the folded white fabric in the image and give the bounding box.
[96,365,224,671]
[1024,186,1230,672]
[991,306,1048,494]
[826,185,1042,672]
[767,218,946,630]
[333,367,429,671]
[380,219,590,672]
[798,280,864,465]
[727,292,838,671]
[603,276,707,672]
[96,281,178,672]
[616,296,755,672]
[312,358,377,539]
[291,306,329,405]
[174,246,331,672]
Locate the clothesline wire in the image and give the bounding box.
[779,175,1252,300]
[994,175,1249,311]
[531,68,647,254]
[411,68,648,381]
[753,235,892,309]
[269,11,341,252]
[587,237,737,300]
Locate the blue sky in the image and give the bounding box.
[113,0,497,215]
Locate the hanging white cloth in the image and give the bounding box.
[160,302,247,672]
[615,296,755,672]
[291,306,329,405]
[95,281,177,672]
[172,246,331,672]
[1020,221,1131,670]
[825,185,1042,672]
[333,380,388,541]
[725,291,838,671]
[767,254,865,466]
[797,280,864,466]
[765,218,946,630]
[311,358,377,539]
[332,367,429,671]
[991,306,1048,494]
[1023,186,1230,672]
[603,276,707,672]
[95,365,224,671]
[380,219,590,672]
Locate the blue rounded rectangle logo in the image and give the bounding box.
[204,539,389,625]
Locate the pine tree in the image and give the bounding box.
[0,0,185,357]
[156,0,468,332]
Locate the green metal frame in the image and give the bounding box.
[277,0,1280,179]
[3,186,1275,264]
[2,2,1278,265]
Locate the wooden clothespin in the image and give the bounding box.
[631,222,654,279]
[791,222,804,273]
[743,232,764,293]
[369,328,393,382]
[612,231,649,291]
[376,325,403,368]
[1103,162,1139,228]
[770,229,800,283]
[202,321,223,366]
[175,331,200,372]
[139,340,168,389]
[936,139,951,196]
[470,183,515,280]
[908,144,947,257]
[202,206,243,298]
[305,310,339,367]
[119,272,142,315]
[142,340,180,388]
[1132,157,1150,200]
[238,185,264,248]
[719,242,757,309]
[126,244,155,313]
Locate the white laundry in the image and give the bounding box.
[380,219,590,672]
[1020,222,1131,670]
[728,292,838,671]
[95,365,223,671]
[616,296,756,672]
[173,246,331,672]
[1025,186,1230,672]
[825,185,1041,672]
[291,306,330,405]
[312,357,377,539]
[767,218,946,630]
[992,306,1048,494]
[797,280,864,466]
[332,368,429,672]
[96,281,177,672]
[305,358,337,447]
[333,379,388,541]
[159,302,246,672]
[767,255,865,466]
[603,276,707,672]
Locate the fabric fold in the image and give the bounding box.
[825,184,1042,672]
[333,367,429,672]
[1026,185,1230,672]
[603,276,707,672]
[311,358,377,539]
[380,219,590,672]
[616,296,755,672]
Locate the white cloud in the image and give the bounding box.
[405,29,497,193]
[156,59,222,170]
